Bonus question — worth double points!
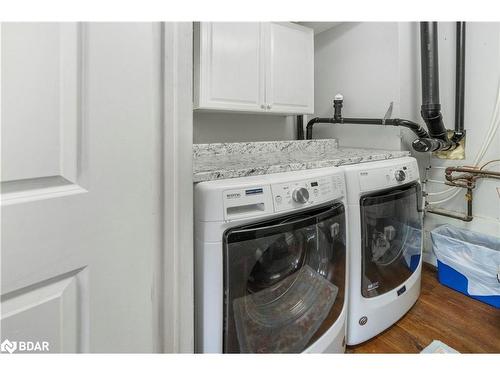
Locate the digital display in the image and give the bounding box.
[311,182,318,187]
[245,188,263,195]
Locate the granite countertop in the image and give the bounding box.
[193,139,410,182]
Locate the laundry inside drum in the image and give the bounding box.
[232,265,338,353]
[247,230,308,293]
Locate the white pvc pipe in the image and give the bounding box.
[426,179,448,185]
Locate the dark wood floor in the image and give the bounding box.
[347,263,500,353]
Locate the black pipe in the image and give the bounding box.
[455,22,466,132]
[453,22,466,141]
[306,117,333,139]
[420,22,441,106]
[306,23,465,152]
[420,22,453,151]
[305,116,429,140]
[333,97,343,121]
[296,115,304,140]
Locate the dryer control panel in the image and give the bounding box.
[358,159,419,192]
[271,174,345,212]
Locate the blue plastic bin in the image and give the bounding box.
[431,225,500,308]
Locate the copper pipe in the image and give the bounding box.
[426,164,500,222]
[445,166,500,179]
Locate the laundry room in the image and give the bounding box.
[1,1,499,372]
[191,20,500,355]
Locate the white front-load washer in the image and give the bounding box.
[194,167,348,353]
[342,156,423,345]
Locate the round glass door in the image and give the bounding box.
[223,203,346,353]
[360,183,422,298]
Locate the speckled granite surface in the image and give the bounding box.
[193,139,339,158]
[193,140,410,182]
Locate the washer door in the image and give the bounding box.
[360,183,422,298]
[223,203,346,353]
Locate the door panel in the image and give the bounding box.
[1,23,80,184]
[197,22,265,111]
[1,271,83,353]
[1,22,162,353]
[266,23,314,114]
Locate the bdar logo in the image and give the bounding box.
[0,339,49,353]
[1,339,17,354]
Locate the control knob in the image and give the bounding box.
[394,169,406,182]
[292,187,309,204]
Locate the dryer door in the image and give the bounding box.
[360,183,422,298]
[223,203,346,353]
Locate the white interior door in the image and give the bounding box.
[265,22,314,114]
[1,22,167,353]
[196,22,265,111]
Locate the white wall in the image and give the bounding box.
[313,22,500,263]
[312,22,403,150]
[193,112,295,143]
[411,23,500,263]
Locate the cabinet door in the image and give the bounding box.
[265,23,314,114]
[195,22,265,112]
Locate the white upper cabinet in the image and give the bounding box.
[194,22,265,112]
[194,22,314,114]
[265,23,314,114]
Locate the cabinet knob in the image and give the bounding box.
[267,104,272,110]
[260,104,266,109]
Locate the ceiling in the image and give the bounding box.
[298,22,343,35]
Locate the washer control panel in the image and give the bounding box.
[271,174,345,212]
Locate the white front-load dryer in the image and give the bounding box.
[342,157,423,345]
[194,167,349,353]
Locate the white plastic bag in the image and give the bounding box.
[431,224,500,296]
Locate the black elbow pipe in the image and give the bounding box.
[420,22,453,151]
[389,119,430,139]
[306,117,334,139]
[305,116,429,140]
[305,93,430,141]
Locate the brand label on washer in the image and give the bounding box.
[397,285,407,296]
